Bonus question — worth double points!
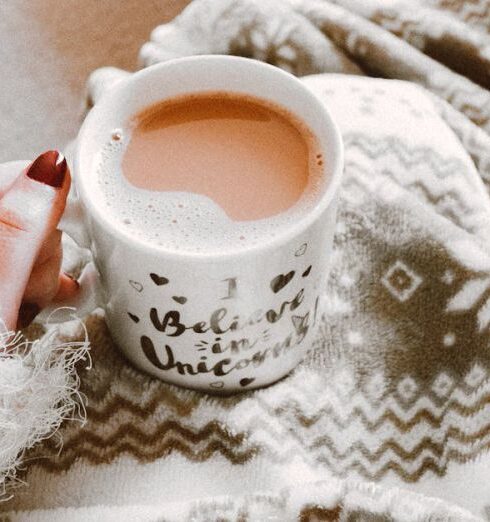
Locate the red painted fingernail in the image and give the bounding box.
[17,302,41,329]
[26,150,67,188]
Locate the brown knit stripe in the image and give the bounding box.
[317,444,490,483]
[264,394,490,431]
[42,420,249,452]
[26,419,258,473]
[299,505,342,522]
[310,432,490,463]
[31,439,258,473]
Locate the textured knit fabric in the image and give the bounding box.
[2,0,490,520]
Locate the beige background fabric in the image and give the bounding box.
[0,0,189,163]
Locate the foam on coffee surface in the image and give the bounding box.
[95,93,326,255]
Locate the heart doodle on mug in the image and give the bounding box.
[129,280,143,292]
[240,377,255,387]
[295,243,307,257]
[127,312,140,323]
[172,296,187,305]
[292,312,309,335]
[302,265,312,277]
[270,271,295,293]
[209,381,224,389]
[150,273,169,286]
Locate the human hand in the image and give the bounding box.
[0,151,79,332]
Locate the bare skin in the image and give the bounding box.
[0,151,79,332]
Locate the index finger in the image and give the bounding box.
[0,152,70,331]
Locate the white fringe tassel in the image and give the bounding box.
[0,323,90,500]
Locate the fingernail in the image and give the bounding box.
[26,150,67,188]
[66,273,80,290]
[17,302,41,329]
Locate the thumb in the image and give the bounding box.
[0,151,70,331]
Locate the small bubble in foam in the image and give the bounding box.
[123,218,131,225]
[111,129,123,141]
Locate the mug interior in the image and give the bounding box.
[75,55,343,255]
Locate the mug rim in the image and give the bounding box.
[75,55,344,259]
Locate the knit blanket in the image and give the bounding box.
[2,0,490,520]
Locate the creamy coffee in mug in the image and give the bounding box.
[96,91,326,255]
[46,56,343,392]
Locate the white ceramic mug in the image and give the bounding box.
[50,56,343,392]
